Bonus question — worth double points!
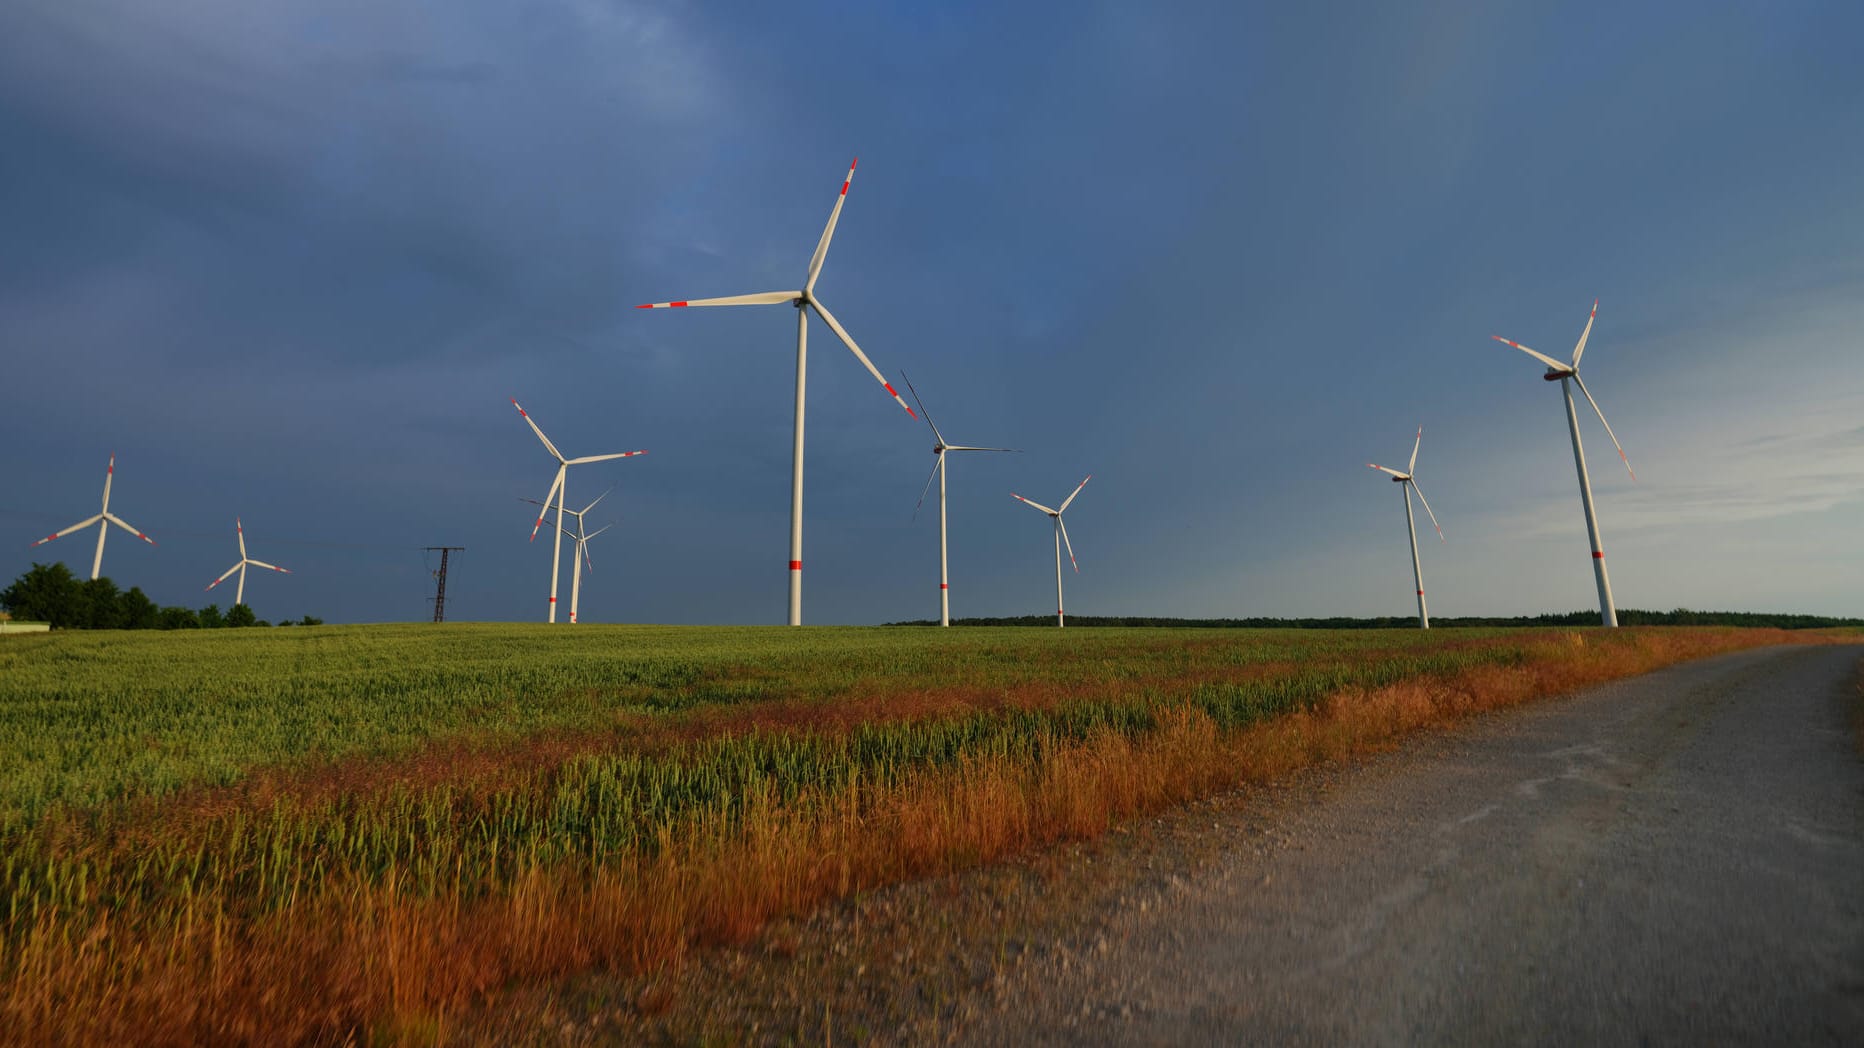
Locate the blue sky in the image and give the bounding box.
[3,1,1860,624]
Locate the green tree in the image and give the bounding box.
[299,615,323,627]
[1,563,85,628]
[157,606,200,630]
[118,586,160,630]
[224,604,258,629]
[198,603,225,629]
[79,578,125,630]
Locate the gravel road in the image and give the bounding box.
[976,644,1864,1045]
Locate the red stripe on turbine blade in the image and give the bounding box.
[940,583,948,589]
[548,597,556,602]
[1592,551,1605,559]
[840,182,850,196]
[1417,590,1425,596]
[789,560,802,570]
[670,301,688,307]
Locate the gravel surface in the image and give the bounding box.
[490,644,1864,1045]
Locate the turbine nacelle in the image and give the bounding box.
[1542,367,1574,381]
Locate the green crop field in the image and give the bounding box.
[0,622,1532,832]
[0,623,1831,1041]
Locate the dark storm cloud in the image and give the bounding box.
[4,1,1863,624]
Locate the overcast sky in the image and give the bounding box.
[4,1,1861,625]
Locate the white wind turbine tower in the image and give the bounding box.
[1492,299,1636,627]
[902,373,1016,627]
[1011,475,1092,628]
[520,490,615,625]
[512,398,645,623]
[205,518,289,607]
[31,454,157,579]
[638,158,918,626]
[1366,427,1444,629]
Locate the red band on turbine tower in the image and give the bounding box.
[548,597,556,603]
[1592,551,1605,559]
[940,583,948,590]
[789,560,802,571]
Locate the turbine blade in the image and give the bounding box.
[805,158,857,294]
[1409,481,1444,541]
[100,454,115,511]
[1408,427,1422,474]
[1058,474,1092,513]
[31,515,103,546]
[247,559,289,574]
[1011,493,1058,515]
[511,398,567,463]
[1367,464,1406,479]
[913,455,940,520]
[1571,298,1599,367]
[580,488,614,515]
[807,298,917,417]
[531,467,566,541]
[104,513,156,546]
[206,563,241,590]
[566,450,647,466]
[236,517,247,559]
[586,523,615,541]
[944,445,1019,453]
[900,370,945,445]
[1490,335,1570,373]
[1059,517,1079,573]
[636,291,801,309]
[1571,373,1636,480]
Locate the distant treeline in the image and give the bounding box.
[1,563,321,630]
[889,610,1864,630]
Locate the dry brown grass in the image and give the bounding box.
[1,629,1847,1045]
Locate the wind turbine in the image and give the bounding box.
[1492,299,1636,627]
[902,373,1016,627]
[520,490,615,625]
[1367,427,1444,629]
[512,398,645,623]
[638,158,917,626]
[205,518,289,607]
[31,454,156,579]
[1011,475,1092,628]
